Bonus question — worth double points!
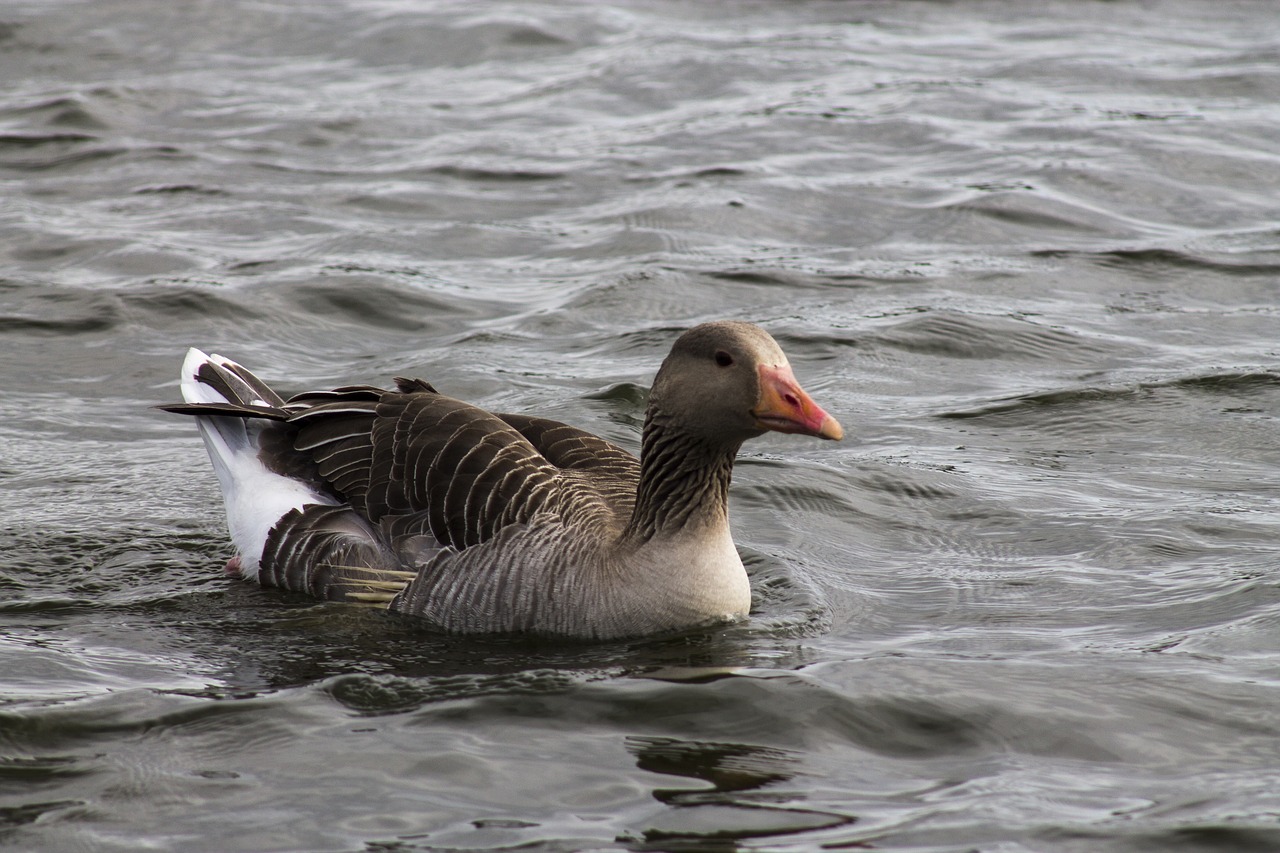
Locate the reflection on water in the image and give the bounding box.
[3,0,1280,850]
[630,735,853,848]
[630,735,801,798]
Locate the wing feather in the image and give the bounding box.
[195,380,642,578]
[498,414,639,479]
[291,390,578,550]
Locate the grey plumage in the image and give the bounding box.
[161,321,842,639]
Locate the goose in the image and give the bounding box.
[160,321,842,639]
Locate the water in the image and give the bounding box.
[2,0,1280,849]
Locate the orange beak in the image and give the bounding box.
[752,364,844,440]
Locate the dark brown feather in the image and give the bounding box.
[269,387,633,554]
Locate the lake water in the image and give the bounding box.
[3,0,1280,850]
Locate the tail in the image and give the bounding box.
[168,348,337,579]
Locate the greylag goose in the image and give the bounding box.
[161,321,842,639]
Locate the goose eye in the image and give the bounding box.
[714,351,734,368]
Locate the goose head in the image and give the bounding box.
[647,321,843,444]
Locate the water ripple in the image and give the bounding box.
[3,0,1280,850]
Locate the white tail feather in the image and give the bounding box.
[179,348,335,579]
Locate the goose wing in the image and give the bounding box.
[496,413,640,511]
[164,363,641,615]
[284,387,561,551]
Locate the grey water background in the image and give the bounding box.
[2,0,1279,849]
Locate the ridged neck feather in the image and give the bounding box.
[625,409,740,541]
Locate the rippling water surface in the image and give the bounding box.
[3,1,1280,850]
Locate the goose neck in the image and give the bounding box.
[626,412,739,541]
